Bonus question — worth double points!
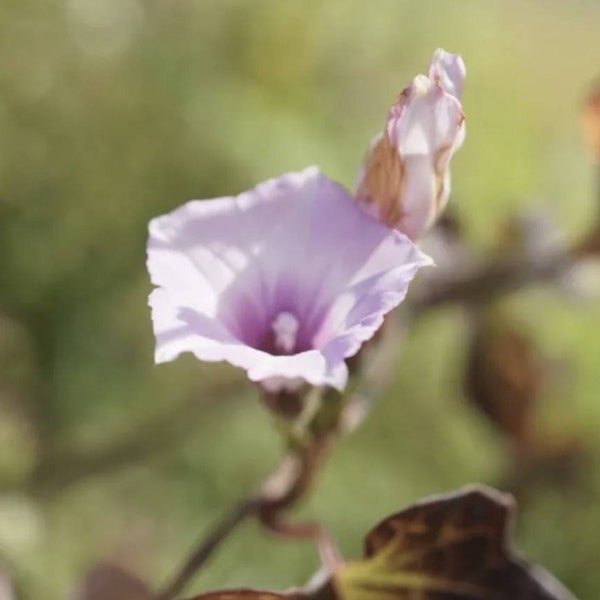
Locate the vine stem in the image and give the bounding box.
[158,496,260,600]
[157,430,337,600]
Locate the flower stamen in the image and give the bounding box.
[271,312,300,355]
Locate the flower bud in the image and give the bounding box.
[429,48,466,100]
[356,50,465,239]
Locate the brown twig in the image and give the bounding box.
[158,497,261,600]
[260,517,342,572]
[157,424,337,600]
[257,433,341,571]
[409,248,575,316]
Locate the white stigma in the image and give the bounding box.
[271,312,300,354]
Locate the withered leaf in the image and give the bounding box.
[464,316,542,447]
[325,485,576,600]
[185,590,297,600]
[74,563,155,600]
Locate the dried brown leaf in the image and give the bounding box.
[325,486,576,600]
[73,563,154,600]
[185,591,296,600]
[464,317,542,447]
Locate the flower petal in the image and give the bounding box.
[429,48,466,100]
[316,234,432,379]
[389,76,464,161]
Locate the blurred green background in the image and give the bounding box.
[1,0,600,598]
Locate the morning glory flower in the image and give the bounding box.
[356,48,466,240]
[147,167,431,392]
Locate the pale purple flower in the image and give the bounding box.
[356,49,466,240]
[147,167,431,391]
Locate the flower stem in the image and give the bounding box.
[157,497,260,600]
[157,400,340,600]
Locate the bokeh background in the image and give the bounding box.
[1,1,600,598]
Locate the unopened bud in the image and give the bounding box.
[429,48,466,100]
[356,49,466,239]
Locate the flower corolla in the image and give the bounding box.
[147,168,431,391]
